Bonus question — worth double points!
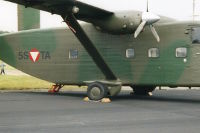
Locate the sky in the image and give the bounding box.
[0,0,199,32]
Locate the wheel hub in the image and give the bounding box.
[90,87,101,97]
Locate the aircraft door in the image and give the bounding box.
[191,27,200,44]
[188,26,200,84]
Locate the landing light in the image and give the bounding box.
[72,6,79,14]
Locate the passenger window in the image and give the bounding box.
[126,49,134,58]
[69,49,78,59]
[148,48,159,58]
[192,27,200,44]
[176,48,187,58]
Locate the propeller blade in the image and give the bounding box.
[150,25,160,42]
[134,21,146,38]
[147,0,149,12]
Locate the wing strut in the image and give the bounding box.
[62,14,117,80]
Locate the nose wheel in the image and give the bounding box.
[87,82,108,101]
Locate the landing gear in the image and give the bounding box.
[130,85,156,96]
[87,82,108,101]
[48,84,64,93]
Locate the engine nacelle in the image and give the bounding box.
[92,11,142,35]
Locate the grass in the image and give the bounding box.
[0,60,15,70]
[0,60,51,90]
[0,75,52,90]
[0,75,87,91]
[0,60,49,90]
[0,60,86,91]
[5,64,16,70]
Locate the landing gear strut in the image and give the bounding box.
[87,82,108,101]
[48,84,64,93]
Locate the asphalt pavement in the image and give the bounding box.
[0,89,200,133]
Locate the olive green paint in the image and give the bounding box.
[0,21,200,87]
[0,35,16,67]
[18,5,40,31]
[19,29,57,52]
[139,40,190,85]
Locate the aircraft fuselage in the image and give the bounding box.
[0,21,200,87]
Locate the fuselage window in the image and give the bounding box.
[148,48,159,58]
[126,49,134,58]
[69,49,78,59]
[192,27,200,44]
[176,48,187,58]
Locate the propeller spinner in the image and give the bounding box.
[134,0,160,42]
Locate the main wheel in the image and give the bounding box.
[87,82,108,101]
[130,85,156,96]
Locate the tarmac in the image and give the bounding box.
[0,89,200,133]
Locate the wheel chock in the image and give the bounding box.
[148,92,153,96]
[83,97,90,102]
[101,98,111,103]
[83,97,111,103]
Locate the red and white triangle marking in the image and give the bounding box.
[29,49,40,62]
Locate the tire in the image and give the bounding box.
[130,85,156,96]
[87,82,108,101]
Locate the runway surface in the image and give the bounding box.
[0,89,200,133]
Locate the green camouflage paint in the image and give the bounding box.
[18,5,40,31]
[0,35,16,67]
[77,28,133,82]
[19,29,57,52]
[0,21,200,87]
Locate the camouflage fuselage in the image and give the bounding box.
[0,21,199,86]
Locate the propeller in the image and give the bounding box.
[134,0,160,42]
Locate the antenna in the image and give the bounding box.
[193,0,195,22]
[193,0,200,23]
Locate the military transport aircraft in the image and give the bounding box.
[1,0,200,101]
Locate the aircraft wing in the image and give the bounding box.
[5,0,113,20]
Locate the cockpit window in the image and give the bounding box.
[192,27,200,44]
